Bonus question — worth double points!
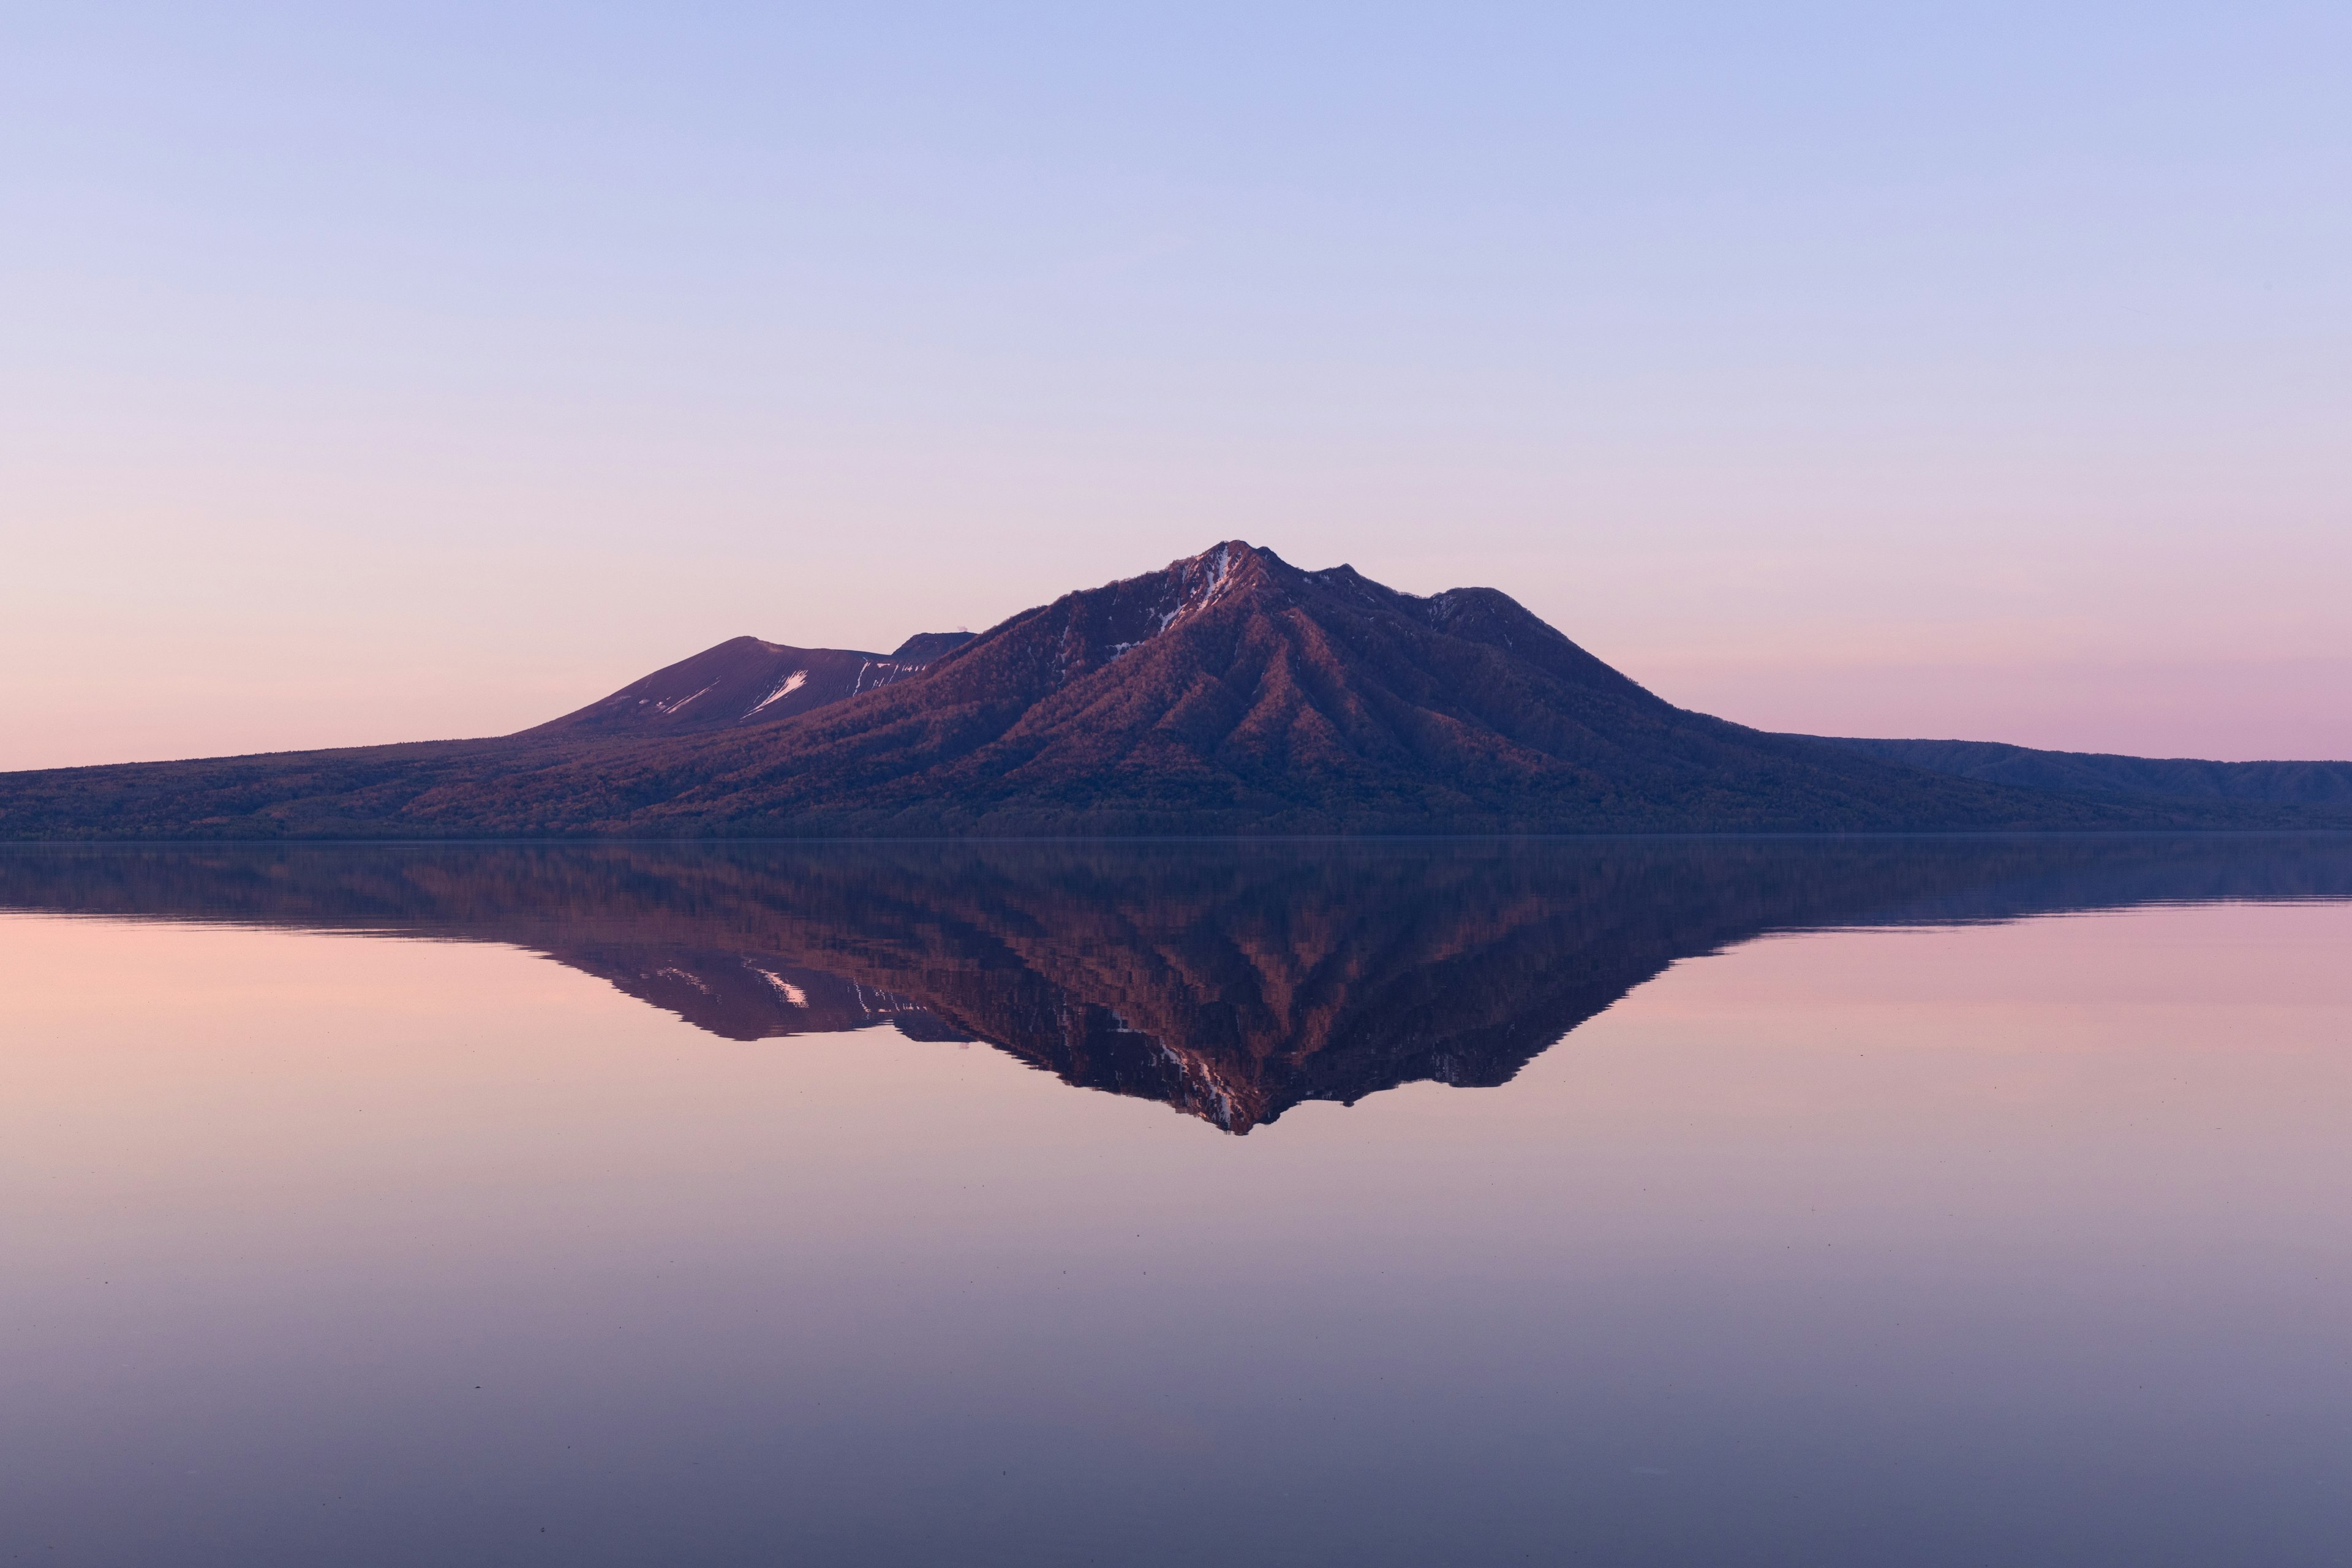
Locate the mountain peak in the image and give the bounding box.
[1138,538,1281,632]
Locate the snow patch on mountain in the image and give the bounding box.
[1158,542,1236,631]
[749,669,810,715]
[654,685,715,715]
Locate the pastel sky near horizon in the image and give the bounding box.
[3,2,2346,771]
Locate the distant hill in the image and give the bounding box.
[1816,737,2352,806]
[522,630,973,738]
[886,630,978,663]
[0,542,2345,839]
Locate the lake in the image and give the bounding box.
[3,837,2348,1566]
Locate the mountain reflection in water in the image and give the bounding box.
[4,835,2348,1133]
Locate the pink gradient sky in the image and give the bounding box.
[3,6,2346,770]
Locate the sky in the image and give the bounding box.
[3,2,2346,769]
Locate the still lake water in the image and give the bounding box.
[2,837,2348,1567]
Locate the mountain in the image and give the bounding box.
[523,631,974,737]
[1817,736,2352,806]
[532,538,2185,835]
[1,541,2346,839]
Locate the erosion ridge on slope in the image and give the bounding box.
[1,542,2345,838]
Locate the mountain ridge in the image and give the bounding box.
[1817,736,2352,805]
[1,541,2346,839]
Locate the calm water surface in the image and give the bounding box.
[2,838,2348,1566]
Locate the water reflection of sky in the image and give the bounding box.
[2,843,2348,1566]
